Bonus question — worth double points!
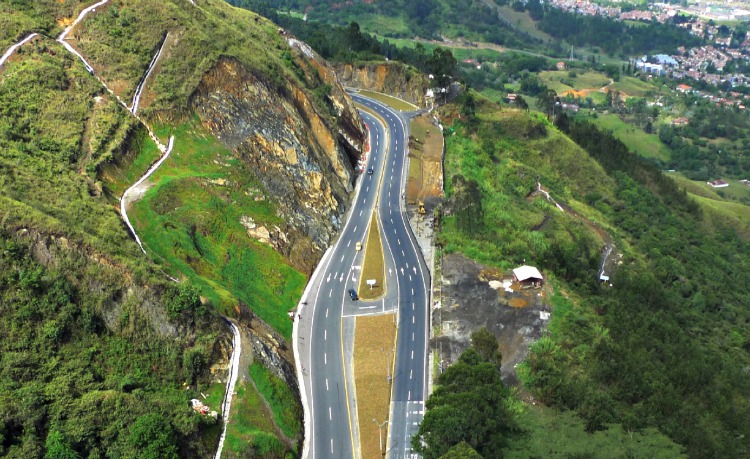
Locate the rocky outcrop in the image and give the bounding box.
[190,55,365,274]
[336,61,430,107]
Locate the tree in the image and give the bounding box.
[438,441,482,459]
[539,88,559,119]
[44,431,79,459]
[514,95,529,111]
[460,91,476,120]
[126,414,178,459]
[412,341,517,458]
[470,327,502,367]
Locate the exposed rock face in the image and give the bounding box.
[190,55,365,273]
[336,61,430,107]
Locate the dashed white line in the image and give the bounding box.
[347,240,351,247]
[324,353,327,365]
[326,308,329,318]
[340,254,344,262]
[329,289,333,298]
[326,378,329,390]
[324,329,327,340]
[411,288,414,295]
[359,210,363,217]
[412,332,415,341]
[410,369,413,379]
[411,350,414,359]
[329,407,332,420]
[412,316,415,324]
[398,239,401,245]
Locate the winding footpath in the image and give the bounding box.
[130,33,169,114]
[52,3,241,458]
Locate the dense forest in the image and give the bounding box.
[433,93,750,457]
[535,6,702,56]
[228,0,540,48]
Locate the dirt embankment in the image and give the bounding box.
[335,61,430,108]
[434,253,552,387]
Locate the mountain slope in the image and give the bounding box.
[0,0,365,457]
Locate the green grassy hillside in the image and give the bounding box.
[436,95,750,458]
[0,0,357,456]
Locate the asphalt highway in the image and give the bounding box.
[301,94,429,459]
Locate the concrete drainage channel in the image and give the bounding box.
[52,2,241,458]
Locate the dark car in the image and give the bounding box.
[348,289,359,301]
[367,167,374,175]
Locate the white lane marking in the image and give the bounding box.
[324,329,327,340]
[412,332,415,341]
[398,239,401,245]
[340,254,345,262]
[410,369,413,379]
[329,289,333,298]
[390,218,393,224]
[413,266,417,274]
[331,439,334,454]
[326,273,331,282]
[325,353,327,365]
[406,262,409,269]
[402,250,405,257]
[393,160,396,165]
[354,226,358,232]
[347,239,351,247]
[412,303,415,310]
[411,350,414,359]
[326,378,329,391]
[359,305,377,310]
[411,288,414,295]
[326,308,329,318]
[363,198,366,204]
[408,391,411,401]
[409,274,412,281]
[329,407,332,420]
[359,210,363,217]
[340,273,344,282]
[412,316,415,324]
[366,186,369,192]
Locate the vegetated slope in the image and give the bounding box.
[68,0,366,339]
[233,0,539,48]
[0,42,222,459]
[1,0,367,457]
[435,95,750,457]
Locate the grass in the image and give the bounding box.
[99,126,162,197]
[358,213,386,300]
[496,6,554,42]
[539,70,610,94]
[353,314,398,459]
[224,380,290,456]
[125,118,305,339]
[610,75,665,97]
[583,113,670,161]
[249,362,302,439]
[357,89,419,111]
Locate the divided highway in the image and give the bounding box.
[297,94,430,459]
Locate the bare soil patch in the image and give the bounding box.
[434,253,552,387]
[407,115,443,204]
[354,314,397,459]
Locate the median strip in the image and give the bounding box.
[353,314,397,459]
[357,213,386,301]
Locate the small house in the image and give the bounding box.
[556,61,566,70]
[707,180,729,188]
[513,265,543,288]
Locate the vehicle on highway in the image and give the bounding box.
[367,167,374,175]
[348,289,359,301]
[355,241,362,251]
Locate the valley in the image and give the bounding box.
[3,1,750,459]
